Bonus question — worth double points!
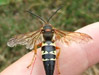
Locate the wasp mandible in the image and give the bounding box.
[7,6,92,75]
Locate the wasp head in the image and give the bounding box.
[42,24,54,41]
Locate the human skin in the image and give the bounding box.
[1,22,99,75]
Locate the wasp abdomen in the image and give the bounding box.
[41,41,56,75]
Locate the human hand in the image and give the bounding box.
[1,22,99,75]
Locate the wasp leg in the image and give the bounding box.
[27,43,42,68]
[56,46,61,75]
[27,45,37,68]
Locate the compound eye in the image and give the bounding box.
[42,30,45,33]
[52,29,54,33]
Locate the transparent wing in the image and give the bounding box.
[54,29,92,45]
[7,30,42,50]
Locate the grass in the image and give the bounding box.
[0,0,99,74]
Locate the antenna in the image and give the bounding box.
[47,6,63,23]
[26,10,47,24]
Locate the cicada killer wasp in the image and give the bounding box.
[7,6,92,75]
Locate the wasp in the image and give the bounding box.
[7,6,92,75]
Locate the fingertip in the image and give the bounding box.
[76,22,99,66]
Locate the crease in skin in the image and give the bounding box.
[80,44,91,69]
[82,43,93,68]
